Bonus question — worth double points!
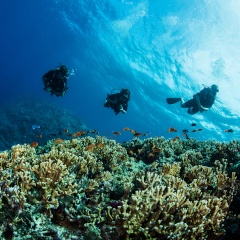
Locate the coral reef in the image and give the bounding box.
[0,136,239,239]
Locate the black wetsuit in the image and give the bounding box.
[184,88,216,114]
[42,69,68,96]
[104,93,129,115]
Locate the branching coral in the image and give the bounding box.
[0,136,239,239]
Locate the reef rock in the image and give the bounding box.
[0,98,91,151]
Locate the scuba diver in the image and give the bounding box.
[104,89,131,115]
[166,84,219,115]
[42,64,69,97]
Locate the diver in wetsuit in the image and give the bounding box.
[104,89,131,115]
[166,84,219,115]
[42,65,69,97]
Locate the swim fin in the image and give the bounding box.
[166,98,181,104]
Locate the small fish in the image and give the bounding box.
[31,125,40,130]
[191,123,197,127]
[225,129,234,133]
[111,165,117,169]
[167,127,177,133]
[191,130,197,132]
[198,129,203,131]
[113,131,121,135]
[120,156,126,161]
[154,148,162,153]
[97,143,105,148]
[129,150,134,155]
[182,129,189,133]
[126,164,132,167]
[74,131,85,137]
[149,152,155,157]
[106,131,108,134]
[92,130,97,134]
[37,134,42,138]
[59,131,62,135]
[152,144,156,149]
[138,149,141,154]
[66,134,73,136]
[86,131,91,134]
[133,132,142,137]
[86,144,96,151]
[64,129,68,133]
[130,129,136,134]
[143,133,148,137]
[182,134,186,137]
[30,142,38,147]
[55,139,64,144]
[122,127,130,131]
[172,137,180,142]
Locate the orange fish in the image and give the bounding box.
[86,144,96,151]
[113,131,121,135]
[133,132,142,137]
[106,131,108,134]
[224,129,228,132]
[122,127,130,131]
[120,156,126,161]
[130,129,136,134]
[155,136,158,138]
[143,133,148,137]
[126,164,132,167]
[92,130,97,134]
[171,136,180,142]
[129,150,134,155]
[55,139,64,144]
[30,142,38,147]
[198,129,203,131]
[154,148,162,153]
[86,131,91,134]
[74,131,85,137]
[182,134,186,137]
[167,127,178,133]
[191,130,197,132]
[37,134,42,138]
[64,129,68,133]
[111,165,117,169]
[149,152,155,157]
[97,143,105,148]
[152,144,156,149]
[138,149,141,154]
[66,134,73,136]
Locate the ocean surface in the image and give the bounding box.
[1,0,240,146]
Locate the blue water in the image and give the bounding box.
[1,0,240,145]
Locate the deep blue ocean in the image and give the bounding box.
[1,0,240,146]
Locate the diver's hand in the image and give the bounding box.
[199,105,204,112]
[121,110,126,114]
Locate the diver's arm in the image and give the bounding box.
[106,97,117,104]
[195,95,205,112]
[119,104,126,114]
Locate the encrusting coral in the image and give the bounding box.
[0,136,239,239]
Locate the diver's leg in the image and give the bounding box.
[180,98,185,107]
[181,98,194,109]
